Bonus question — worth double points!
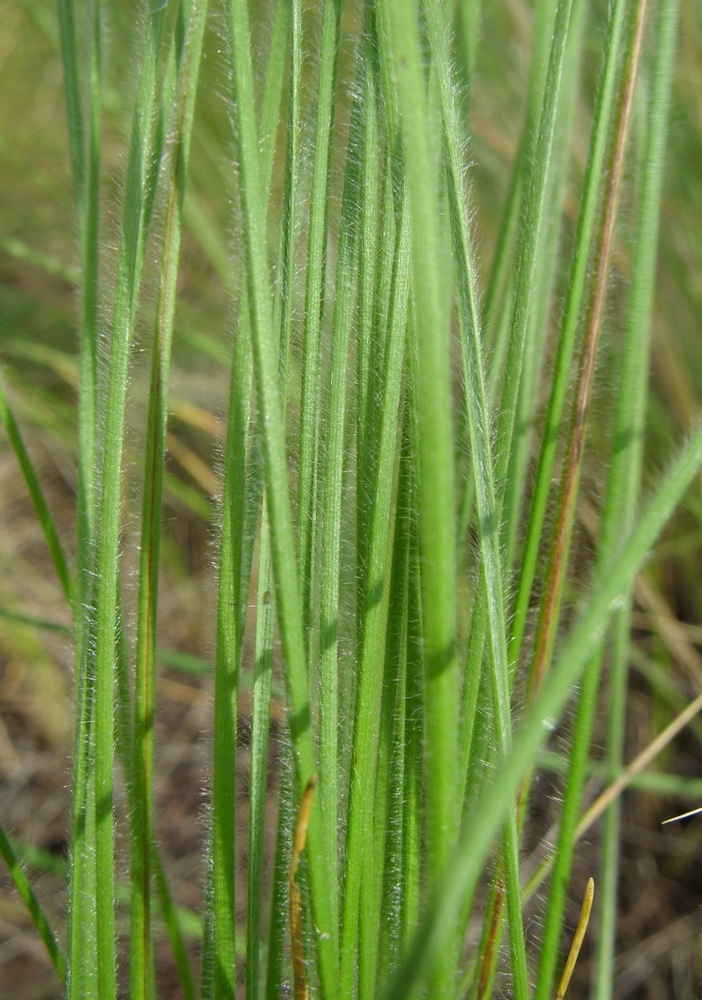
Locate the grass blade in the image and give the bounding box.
[89,7,167,996]
[481,0,557,360]
[0,381,73,602]
[0,826,66,983]
[297,0,342,645]
[384,0,459,905]
[494,0,575,498]
[594,2,681,994]
[340,151,410,999]
[246,514,276,1000]
[130,0,208,994]
[316,28,366,954]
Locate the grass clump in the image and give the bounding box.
[2,0,702,998]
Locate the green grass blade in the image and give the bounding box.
[77,0,101,502]
[0,825,66,983]
[66,713,97,999]
[0,239,74,283]
[297,0,342,644]
[316,34,366,952]
[375,411,413,992]
[481,0,557,357]
[340,155,410,1000]
[453,0,481,106]
[356,17,385,617]
[5,836,68,878]
[594,3,681,995]
[494,0,574,496]
[500,0,587,573]
[384,0,460,919]
[152,842,197,1000]
[57,0,103,991]
[0,380,73,602]
[258,0,291,198]
[60,0,101,555]
[379,404,424,992]
[401,536,424,967]
[264,750,295,1000]
[89,8,167,997]
[56,0,86,224]
[130,1,208,995]
[203,323,253,1000]
[0,608,71,633]
[246,512,276,1000]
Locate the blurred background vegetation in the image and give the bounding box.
[2,0,702,997]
